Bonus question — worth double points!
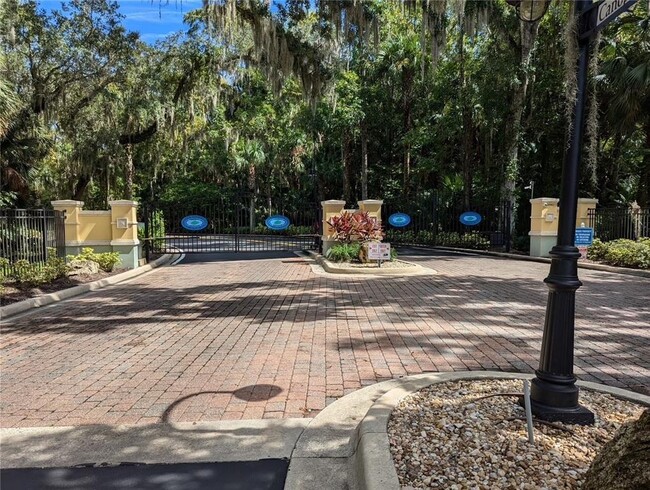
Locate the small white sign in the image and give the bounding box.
[368,242,391,260]
[578,246,588,260]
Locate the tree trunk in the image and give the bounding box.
[248,164,256,232]
[342,135,353,203]
[361,121,368,200]
[458,23,472,209]
[402,66,414,198]
[504,20,540,232]
[638,123,650,207]
[125,143,134,200]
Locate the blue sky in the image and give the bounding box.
[38,1,202,43]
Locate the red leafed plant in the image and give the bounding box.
[326,211,383,243]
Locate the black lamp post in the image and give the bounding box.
[508,0,595,424]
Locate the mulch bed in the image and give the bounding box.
[1,271,121,306]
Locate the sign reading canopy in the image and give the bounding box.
[580,0,638,39]
[388,213,411,228]
[459,211,482,226]
[181,215,208,231]
[265,215,290,231]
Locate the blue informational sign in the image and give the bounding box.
[388,213,411,228]
[459,211,482,226]
[265,215,290,231]
[575,227,594,246]
[181,215,208,231]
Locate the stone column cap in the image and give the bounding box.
[321,200,346,206]
[530,197,559,204]
[51,200,84,207]
[358,199,384,205]
[109,200,139,206]
[577,198,599,204]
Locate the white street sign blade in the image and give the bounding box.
[580,0,638,39]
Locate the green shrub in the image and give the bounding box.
[9,253,69,287]
[390,247,398,261]
[69,248,121,272]
[587,238,650,269]
[436,231,490,250]
[326,242,362,262]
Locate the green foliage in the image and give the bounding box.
[385,229,490,250]
[69,248,121,272]
[7,251,69,288]
[326,242,362,262]
[587,238,650,269]
[435,232,490,250]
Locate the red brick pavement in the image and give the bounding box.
[1,250,648,428]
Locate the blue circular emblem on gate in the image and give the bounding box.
[265,215,290,231]
[181,215,208,231]
[388,213,411,228]
[459,211,482,226]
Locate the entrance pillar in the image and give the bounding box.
[321,200,346,256]
[529,198,559,257]
[109,200,140,269]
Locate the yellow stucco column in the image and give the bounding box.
[109,200,140,269]
[358,199,383,227]
[51,200,83,252]
[529,197,559,257]
[321,200,346,255]
[576,198,598,229]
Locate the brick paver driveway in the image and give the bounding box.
[1,249,648,428]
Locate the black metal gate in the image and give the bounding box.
[382,192,512,251]
[140,196,321,256]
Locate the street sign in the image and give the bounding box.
[580,0,638,39]
[368,242,391,260]
[575,227,594,246]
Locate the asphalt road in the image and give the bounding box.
[0,460,289,490]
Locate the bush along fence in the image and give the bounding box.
[0,209,65,275]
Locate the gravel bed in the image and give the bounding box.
[388,379,645,490]
[327,259,417,269]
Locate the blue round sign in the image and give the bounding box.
[181,215,208,231]
[265,215,290,231]
[459,211,482,226]
[388,213,411,228]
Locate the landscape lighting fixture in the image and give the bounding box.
[506,0,551,22]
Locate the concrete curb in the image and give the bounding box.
[0,418,310,469]
[425,245,650,279]
[0,254,177,320]
[350,371,650,490]
[304,250,433,276]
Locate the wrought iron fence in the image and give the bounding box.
[0,209,66,273]
[382,193,512,251]
[588,207,650,241]
[139,195,321,256]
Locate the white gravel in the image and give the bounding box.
[388,379,645,489]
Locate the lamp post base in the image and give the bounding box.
[530,375,594,425]
[530,398,595,425]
